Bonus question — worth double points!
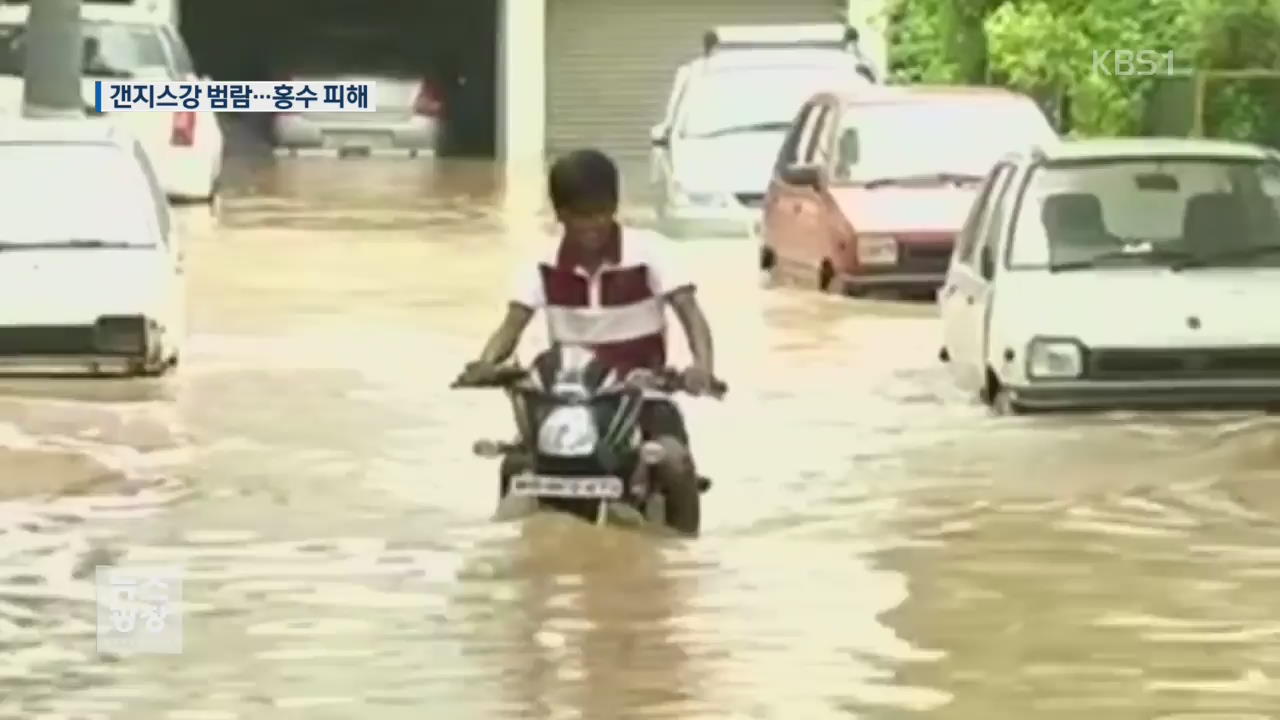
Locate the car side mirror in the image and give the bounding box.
[650,124,669,147]
[979,245,995,279]
[781,164,824,190]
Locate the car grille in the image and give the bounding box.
[0,318,147,357]
[1087,347,1280,380]
[0,326,98,356]
[734,193,765,208]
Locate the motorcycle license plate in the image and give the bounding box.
[509,473,623,500]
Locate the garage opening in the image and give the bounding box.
[179,0,498,157]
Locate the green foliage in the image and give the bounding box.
[1195,0,1280,145]
[885,0,963,83]
[884,0,1280,145]
[985,0,1200,135]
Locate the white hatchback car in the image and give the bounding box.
[0,2,223,202]
[939,138,1280,413]
[0,117,184,377]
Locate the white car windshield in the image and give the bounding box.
[0,143,159,248]
[0,21,169,78]
[833,98,1056,184]
[678,65,863,139]
[1008,157,1280,269]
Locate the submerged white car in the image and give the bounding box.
[0,117,184,377]
[0,2,223,203]
[939,138,1280,413]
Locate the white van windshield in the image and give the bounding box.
[678,65,864,139]
[1008,157,1280,269]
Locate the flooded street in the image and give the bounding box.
[4,156,1280,719]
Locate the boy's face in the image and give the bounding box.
[559,208,615,253]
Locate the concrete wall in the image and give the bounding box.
[498,0,546,170]
[498,0,547,214]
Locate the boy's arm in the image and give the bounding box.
[667,287,714,375]
[473,262,543,367]
[477,303,534,365]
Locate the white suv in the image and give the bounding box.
[0,2,223,203]
[649,24,878,238]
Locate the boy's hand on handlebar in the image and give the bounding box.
[453,360,494,387]
[681,366,715,396]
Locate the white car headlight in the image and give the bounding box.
[671,182,728,208]
[1026,338,1085,379]
[856,234,898,265]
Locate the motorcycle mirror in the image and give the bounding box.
[472,439,504,457]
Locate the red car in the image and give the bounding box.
[759,85,1057,296]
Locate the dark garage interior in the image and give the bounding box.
[179,0,498,157]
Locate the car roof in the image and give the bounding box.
[830,84,1032,106]
[1024,137,1275,162]
[694,47,868,73]
[0,115,134,147]
[0,3,164,25]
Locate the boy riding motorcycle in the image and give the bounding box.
[454,148,719,533]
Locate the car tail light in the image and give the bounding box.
[413,79,442,117]
[171,111,195,146]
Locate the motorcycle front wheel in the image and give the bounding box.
[661,476,701,536]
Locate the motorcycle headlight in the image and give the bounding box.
[536,405,599,457]
[1026,338,1085,379]
[856,234,898,265]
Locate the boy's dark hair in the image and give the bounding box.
[548,148,619,214]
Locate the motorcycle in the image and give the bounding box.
[451,346,726,534]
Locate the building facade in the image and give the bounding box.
[497,0,882,169]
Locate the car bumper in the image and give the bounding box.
[0,318,171,376]
[1005,379,1280,411]
[842,270,946,290]
[272,114,438,152]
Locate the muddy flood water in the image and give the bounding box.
[2,156,1280,720]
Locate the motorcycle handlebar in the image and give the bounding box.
[450,364,728,398]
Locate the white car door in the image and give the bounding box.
[971,163,1024,384]
[650,62,692,190]
[940,161,1015,391]
[129,138,185,345]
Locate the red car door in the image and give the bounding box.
[766,101,835,286]
[763,101,820,271]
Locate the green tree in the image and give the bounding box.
[886,0,1280,145]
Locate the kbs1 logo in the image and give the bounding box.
[1092,50,1193,77]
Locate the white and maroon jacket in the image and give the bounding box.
[512,226,693,375]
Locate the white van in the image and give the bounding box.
[0,116,184,376]
[649,23,878,238]
[939,137,1280,413]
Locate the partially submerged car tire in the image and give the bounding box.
[990,389,1027,416]
[818,260,835,292]
[983,370,1028,415]
[759,245,775,271]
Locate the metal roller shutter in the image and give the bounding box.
[545,0,844,164]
